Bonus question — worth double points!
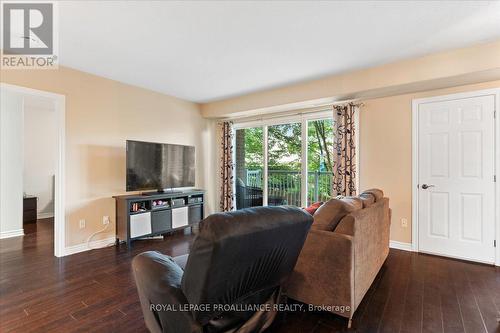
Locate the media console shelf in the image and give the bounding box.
[113,189,205,248]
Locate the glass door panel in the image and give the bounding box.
[267,123,302,206]
[234,127,264,209]
[307,118,334,205]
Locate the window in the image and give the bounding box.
[233,111,342,209]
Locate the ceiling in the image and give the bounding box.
[58,1,500,103]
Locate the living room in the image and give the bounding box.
[0,1,499,332]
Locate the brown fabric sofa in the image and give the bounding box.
[286,189,390,326]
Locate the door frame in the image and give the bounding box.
[0,83,66,257]
[411,88,500,266]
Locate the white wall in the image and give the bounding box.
[0,89,24,239]
[23,102,57,218]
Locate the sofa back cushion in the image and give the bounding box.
[312,197,362,231]
[359,193,375,208]
[361,189,384,202]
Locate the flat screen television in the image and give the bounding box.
[126,140,195,192]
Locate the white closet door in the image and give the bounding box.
[418,94,495,263]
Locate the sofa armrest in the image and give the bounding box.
[286,229,354,316]
[132,251,202,333]
[348,198,390,309]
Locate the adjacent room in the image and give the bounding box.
[0,1,499,332]
[1,89,61,252]
[23,96,57,240]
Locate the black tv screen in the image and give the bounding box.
[126,140,195,191]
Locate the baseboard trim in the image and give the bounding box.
[389,240,413,252]
[0,229,25,239]
[37,212,54,219]
[64,236,116,256]
[390,241,499,266]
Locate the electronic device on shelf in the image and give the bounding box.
[171,198,185,207]
[126,140,195,194]
[188,197,203,204]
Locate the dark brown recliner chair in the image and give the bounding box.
[132,206,313,333]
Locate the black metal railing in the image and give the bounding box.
[245,169,332,206]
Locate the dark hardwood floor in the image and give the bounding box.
[1,220,499,333]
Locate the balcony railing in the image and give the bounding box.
[245,169,333,207]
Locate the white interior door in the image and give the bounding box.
[418,94,496,264]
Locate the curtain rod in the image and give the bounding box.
[226,100,364,124]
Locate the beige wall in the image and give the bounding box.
[1,67,215,246]
[360,80,500,243]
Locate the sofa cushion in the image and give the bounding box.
[342,196,363,210]
[361,189,384,202]
[312,197,362,231]
[359,192,375,208]
[304,201,323,215]
[334,215,355,236]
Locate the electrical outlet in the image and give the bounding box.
[401,218,408,228]
[79,219,86,229]
[103,216,110,225]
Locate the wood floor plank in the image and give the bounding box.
[399,252,426,333]
[421,254,444,333]
[440,257,466,333]
[378,249,412,333]
[462,261,499,333]
[449,259,488,333]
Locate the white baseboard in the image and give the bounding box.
[389,240,413,252]
[0,229,25,239]
[37,212,54,219]
[64,236,116,256]
[390,241,499,266]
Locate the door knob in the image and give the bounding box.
[421,184,435,189]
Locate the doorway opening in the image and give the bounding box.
[0,83,66,257]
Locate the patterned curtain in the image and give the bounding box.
[332,103,358,196]
[219,121,234,211]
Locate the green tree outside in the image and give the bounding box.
[238,119,335,205]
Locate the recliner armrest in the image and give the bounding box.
[132,251,202,333]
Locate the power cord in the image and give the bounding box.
[86,223,115,250]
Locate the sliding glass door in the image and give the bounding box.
[234,127,264,209]
[307,118,334,205]
[267,122,302,206]
[234,113,335,210]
